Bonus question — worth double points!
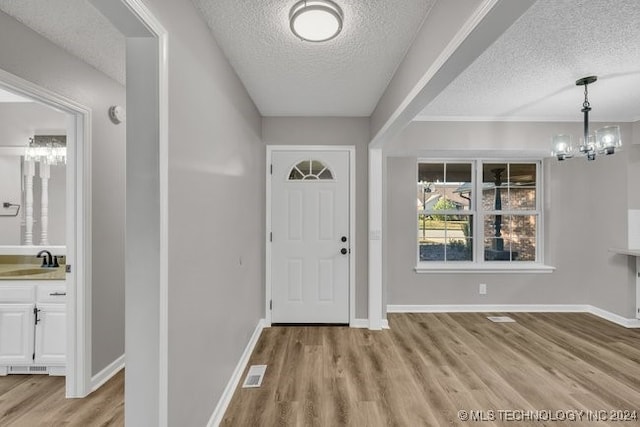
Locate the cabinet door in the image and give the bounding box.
[34,303,66,365]
[0,304,35,365]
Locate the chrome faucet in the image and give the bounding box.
[36,250,59,268]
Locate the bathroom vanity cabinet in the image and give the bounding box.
[0,281,66,375]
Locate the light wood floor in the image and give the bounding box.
[0,368,123,426]
[223,313,640,426]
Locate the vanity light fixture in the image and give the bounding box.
[24,135,66,166]
[551,76,622,161]
[289,0,343,42]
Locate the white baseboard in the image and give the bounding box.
[207,318,267,427]
[350,318,368,328]
[351,318,390,329]
[587,306,640,328]
[91,354,124,392]
[387,304,587,313]
[386,304,640,328]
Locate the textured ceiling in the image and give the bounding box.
[191,0,435,116]
[0,0,125,85]
[417,0,640,122]
[0,86,32,103]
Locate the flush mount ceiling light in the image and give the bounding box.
[551,76,622,161]
[289,0,343,42]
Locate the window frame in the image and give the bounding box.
[415,158,552,273]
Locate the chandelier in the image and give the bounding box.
[24,135,67,166]
[551,76,621,161]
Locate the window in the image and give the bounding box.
[417,160,541,267]
[288,160,333,180]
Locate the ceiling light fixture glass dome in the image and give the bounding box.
[289,0,343,42]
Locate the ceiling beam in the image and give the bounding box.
[369,0,536,148]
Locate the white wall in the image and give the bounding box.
[0,102,66,145]
[0,11,126,375]
[263,117,370,318]
[385,121,635,318]
[371,0,482,139]
[139,1,264,425]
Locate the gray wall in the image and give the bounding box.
[263,117,370,319]
[0,11,126,375]
[629,121,640,210]
[139,1,264,425]
[385,121,635,318]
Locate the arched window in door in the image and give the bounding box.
[288,160,334,181]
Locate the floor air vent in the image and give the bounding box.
[242,365,267,388]
[9,366,49,374]
[487,316,516,323]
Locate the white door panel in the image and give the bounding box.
[271,151,349,323]
[35,303,66,365]
[0,304,34,365]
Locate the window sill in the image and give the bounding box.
[414,263,555,274]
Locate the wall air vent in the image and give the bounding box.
[9,365,49,374]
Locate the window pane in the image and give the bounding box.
[310,160,325,175]
[509,215,536,261]
[507,164,536,210]
[418,163,444,183]
[419,238,445,261]
[484,214,536,261]
[483,215,510,240]
[289,167,304,180]
[289,160,334,181]
[419,163,472,213]
[511,238,535,261]
[418,163,444,211]
[419,214,473,261]
[484,239,517,261]
[483,163,507,211]
[508,188,536,210]
[446,163,472,210]
[483,214,511,260]
[318,169,333,180]
[446,238,472,261]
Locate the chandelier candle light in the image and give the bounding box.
[23,135,66,245]
[551,76,622,161]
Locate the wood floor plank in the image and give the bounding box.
[0,369,123,427]
[223,313,640,427]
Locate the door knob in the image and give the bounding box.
[340,248,348,255]
[341,236,347,242]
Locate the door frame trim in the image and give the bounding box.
[266,145,356,326]
[0,67,91,397]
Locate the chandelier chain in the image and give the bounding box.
[583,84,590,109]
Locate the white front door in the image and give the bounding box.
[271,150,350,323]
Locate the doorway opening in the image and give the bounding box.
[0,69,91,398]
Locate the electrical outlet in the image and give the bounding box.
[479,283,487,295]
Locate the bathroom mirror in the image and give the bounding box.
[0,146,66,246]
